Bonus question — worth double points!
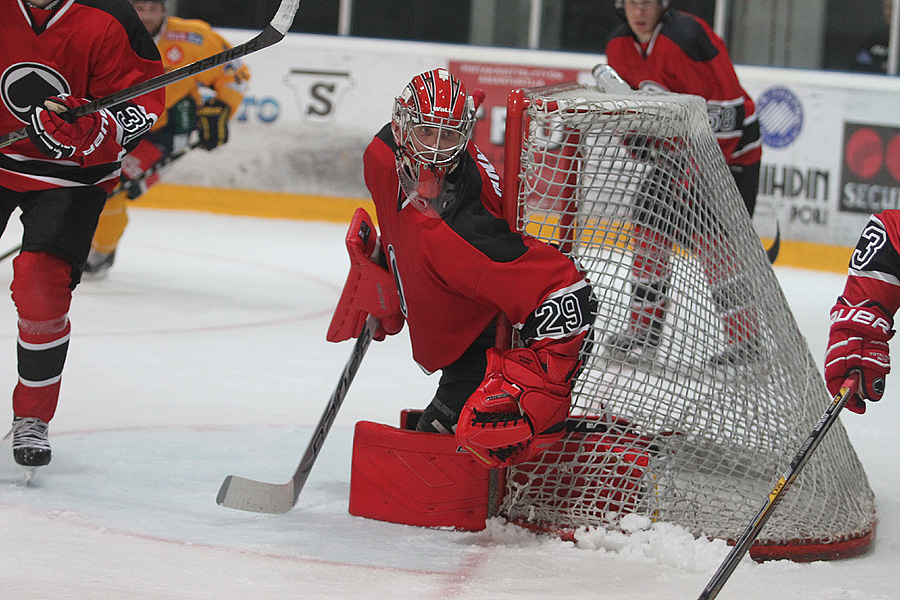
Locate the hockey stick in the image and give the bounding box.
[0,0,301,150]
[765,221,781,264]
[0,244,21,263]
[112,140,202,198]
[0,142,198,266]
[216,313,378,513]
[696,372,860,600]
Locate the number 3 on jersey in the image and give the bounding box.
[851,219,889,272]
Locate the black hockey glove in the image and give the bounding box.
[196,98,230,150]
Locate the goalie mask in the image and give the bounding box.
[392,69,476,217]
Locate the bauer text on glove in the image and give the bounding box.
[27,95,115,160]
[825,297,894,414]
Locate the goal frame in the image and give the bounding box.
[497,82,876,562]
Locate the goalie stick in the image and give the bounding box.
[696,372,860,600]
[0,0,301,150]
[216,313,378,514]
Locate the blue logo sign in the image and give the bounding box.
[757,86,803,149]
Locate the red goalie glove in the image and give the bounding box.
[26,95,116,160]
[327,207,404,343]
[456,346,575,468]
[825,297,894,414]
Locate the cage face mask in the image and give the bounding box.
[392,69,475,217]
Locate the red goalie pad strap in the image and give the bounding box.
[327,207,403,343]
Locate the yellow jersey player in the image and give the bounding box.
[84,0,250,277]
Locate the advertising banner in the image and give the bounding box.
[162,31,900,252]
[742,72,900,247]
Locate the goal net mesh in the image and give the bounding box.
[499,83,875,560]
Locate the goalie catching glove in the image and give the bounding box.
[456,346,577,468]
[327,207,404,343]
[27,95,117,161]
[825,297,894,414]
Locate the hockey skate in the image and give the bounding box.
[83,249,115,279]
[711,337,762,368]
[4,417,51,484]
[603,319,664,366]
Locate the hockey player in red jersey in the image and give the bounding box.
[0,0,165,468]
[605,0,761,199]
[603,0,763,366]
[825,210,898,414]
[328,68,594,469]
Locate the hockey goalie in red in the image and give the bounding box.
[0,0,164,468]
[328,69,594,468]
[825,211,898,414]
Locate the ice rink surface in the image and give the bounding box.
[0,208,896,599]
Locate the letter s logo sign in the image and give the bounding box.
[308,82,335,117]
[284,69,353,125]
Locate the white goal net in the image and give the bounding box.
[498,82,875,561]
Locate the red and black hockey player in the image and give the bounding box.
[603,0,763,366]
[605,0,761,202]
[328,68,594,469]
[825,210,898,414]
[0,0,165,468]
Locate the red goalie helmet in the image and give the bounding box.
[391,69,476,216]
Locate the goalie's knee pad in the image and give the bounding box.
[11,252,74,324]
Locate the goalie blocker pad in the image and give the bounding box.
[348,411,657,532]
[327,207,403,343]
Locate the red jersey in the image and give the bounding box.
[364,124,592,373]
[0,0,165,193]
[605,10,761,168]
[840,210,900,316]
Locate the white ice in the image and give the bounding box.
[0,207,896,600]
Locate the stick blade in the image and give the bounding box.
[216,474,295,514]
[270,0,302,34]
